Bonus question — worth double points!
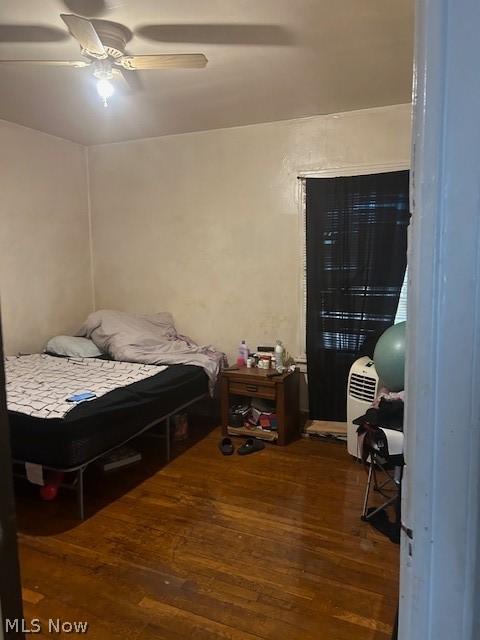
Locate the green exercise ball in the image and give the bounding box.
[373,322,406,392]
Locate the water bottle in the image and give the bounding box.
[238,340,249,366]
[274,340,285,371]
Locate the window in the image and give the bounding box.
[298,164,410,360]
[304,170,410,420]
[394,267,408,324]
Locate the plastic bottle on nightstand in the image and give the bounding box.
[275,340,285,371]
[238,340,249,366]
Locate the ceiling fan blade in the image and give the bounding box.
[113,67,143,92]
[61,0,110,18]
[0,59,90,67]
[115,54,207,70]
[136,24,294,46]
[60,13,107,58]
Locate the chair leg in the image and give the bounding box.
[373,463,380,491]
[362,462,374,518]
[363,494,398,521]
[362,456,403,522]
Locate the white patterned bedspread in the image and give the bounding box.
[5,354,166,419]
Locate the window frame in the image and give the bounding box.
[297,161,410,362]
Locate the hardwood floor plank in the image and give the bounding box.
[22,587,44,604]
[332,610,393,635]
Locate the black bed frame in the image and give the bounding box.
[13,392,207,521]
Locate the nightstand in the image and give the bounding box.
[220,366,300,445]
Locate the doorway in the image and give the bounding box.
[0,321,24,639]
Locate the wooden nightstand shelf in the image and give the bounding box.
[220,366,300,445]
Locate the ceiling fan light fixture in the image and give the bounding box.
[0,13,208,112]
[96,77,114,107]
[93,59,114,107]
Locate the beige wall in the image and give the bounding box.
[88,104,412,364]
[0,120,93,355]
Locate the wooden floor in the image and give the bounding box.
[15,425,399,639]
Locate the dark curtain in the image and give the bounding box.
[306,171,410,421]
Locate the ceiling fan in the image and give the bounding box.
[0,14,208,107]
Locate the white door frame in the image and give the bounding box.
[400,1,480,638]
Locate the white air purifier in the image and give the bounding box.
[346,356,380,457]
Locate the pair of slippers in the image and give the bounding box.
[218,437,265,456]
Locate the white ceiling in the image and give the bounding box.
[0,0,414,145]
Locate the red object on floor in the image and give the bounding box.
[40,484,58,501]
[39,471,64,501]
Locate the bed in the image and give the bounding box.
[6,354,209,519]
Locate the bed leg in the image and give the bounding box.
[77,467,85,521]
[165,416,171,462]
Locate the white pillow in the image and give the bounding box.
[46,335,103,358]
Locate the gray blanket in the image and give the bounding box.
[77,310,225,394]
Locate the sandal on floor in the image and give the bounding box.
[237,438,265,455]
[218,437,234,456]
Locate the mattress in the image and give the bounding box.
[5,354,168,419]
[7,358,208,469]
